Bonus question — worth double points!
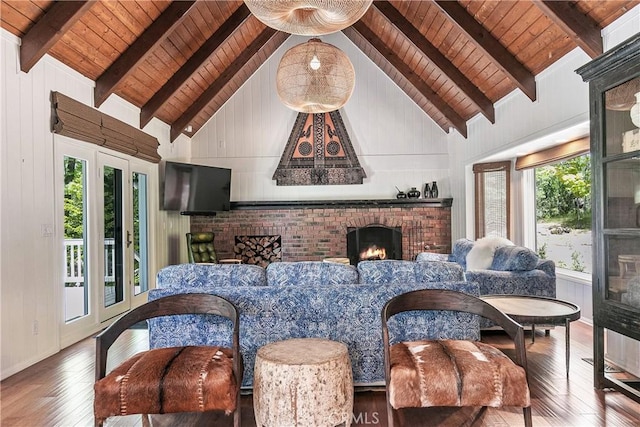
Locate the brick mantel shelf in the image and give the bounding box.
[230,198,452,210]
[191,198,453,263]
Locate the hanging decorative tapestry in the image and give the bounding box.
[273,110,366,185]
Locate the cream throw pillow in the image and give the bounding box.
[466,236,514,270]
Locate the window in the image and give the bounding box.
[473,161,511,239]
[534,154,592,273]
[517,137,591,274]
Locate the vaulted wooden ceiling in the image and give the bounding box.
[2,1,638,141]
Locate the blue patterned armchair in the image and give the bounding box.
[148,261,479,388]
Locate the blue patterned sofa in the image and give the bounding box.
[147,260,479,388]
[417,238,556,298]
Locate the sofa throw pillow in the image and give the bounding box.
[491,246,539,271]
[466,237,514,271]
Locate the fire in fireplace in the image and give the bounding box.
[347,225,402,265]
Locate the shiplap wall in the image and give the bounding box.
[191,31,452,201]
[0,29,190,379]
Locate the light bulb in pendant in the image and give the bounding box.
[309,55,321,70]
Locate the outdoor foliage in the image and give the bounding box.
[536,154,591,229]
[64,157,85,239]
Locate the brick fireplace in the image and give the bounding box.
[190,199,453,264]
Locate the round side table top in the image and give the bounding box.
[256,338,348,365]
[481,294,580,323]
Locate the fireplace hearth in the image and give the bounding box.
[347,225,402,265]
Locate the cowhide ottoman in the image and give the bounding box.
[253,338,353,427]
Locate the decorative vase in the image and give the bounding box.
[430,181,439,198]
[407,187,420,198]
[424,183,431,198]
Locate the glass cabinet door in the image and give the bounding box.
[603,76,640,309]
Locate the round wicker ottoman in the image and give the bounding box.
[253,338,353,427]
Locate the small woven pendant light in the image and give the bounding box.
[276,38,355,113]
[244,0,372,36]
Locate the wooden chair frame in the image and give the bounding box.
[381,289,532,427]
[94,293,242,427]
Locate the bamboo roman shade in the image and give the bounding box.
[51,92,160,163]
[473,161,511,240]
[515,137,589,170]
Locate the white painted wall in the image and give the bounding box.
[0,29,190,379]
[191,32,451,201]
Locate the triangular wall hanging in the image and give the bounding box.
[273,110,366,185]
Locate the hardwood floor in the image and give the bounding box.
[1,321,639,426]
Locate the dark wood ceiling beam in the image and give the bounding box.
[140,4,251,129]
[532,0,602,58]
[94,0,197,107]
[433,0,537,102]
[19,1,96,73]
[347,22,468,138]
[170,27,282,142]
[373,1,494,123]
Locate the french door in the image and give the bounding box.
[57,138,152,341]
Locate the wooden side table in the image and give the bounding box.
[481,295,581,378]
[253,338,353,427]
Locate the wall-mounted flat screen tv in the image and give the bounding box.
[160,161,231,215]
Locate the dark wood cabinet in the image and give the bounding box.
[577,34,640,402]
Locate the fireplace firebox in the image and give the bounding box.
[347,225,402,265]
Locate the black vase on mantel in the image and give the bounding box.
[424,183,431,198]
[408,187,421,198]
[431,181,439,198]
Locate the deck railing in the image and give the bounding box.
[64,238,116,286]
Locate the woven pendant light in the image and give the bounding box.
[244,0,372,36]
[276,38,355,113]
[606,78,640,111]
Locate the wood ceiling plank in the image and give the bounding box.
[94,0,197,107]
[0,1,49,36]
[373,1,494,122]
[349,21,468,137]
[19,0,96,73]
[170,27,282,141]
[107,1,154,34]
[0,12,26,36]
[434,0,537,102]
[508,14,555,56]
[532,0,603,58]
[141,4,250,128]
[494,3,540,49]
[575,0,637,28]
[485,1,532,44]
[65,20,119,65]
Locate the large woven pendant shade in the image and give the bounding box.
[276,38,355,113]
[244,0,372,36]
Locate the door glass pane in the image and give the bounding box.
[63,156,89,322]
[132,172,149,295]
[104,166,124,307]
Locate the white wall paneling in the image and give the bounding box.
[0,29,189,379]
[190,32,451,202]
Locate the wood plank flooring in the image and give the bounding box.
[1,321,639,426]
